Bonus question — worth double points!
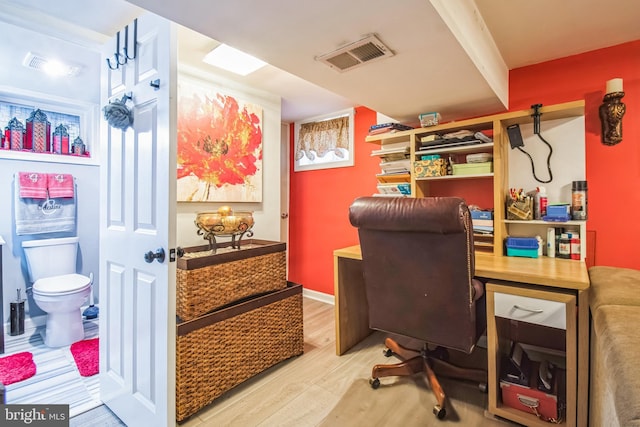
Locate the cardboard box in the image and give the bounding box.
[414,159,448,177]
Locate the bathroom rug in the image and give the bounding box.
[70,338,99,377]
[0,351,36,385]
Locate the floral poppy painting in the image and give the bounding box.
[177,79,263,202]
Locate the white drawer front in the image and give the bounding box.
[494,293,566,330]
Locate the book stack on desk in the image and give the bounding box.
[471,209,493,234]
[372,140,411,197]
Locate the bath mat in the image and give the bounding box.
[70,338,99,377]
[0,351,36,385]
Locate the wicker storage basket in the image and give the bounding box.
[176,240,286,321]
[176,282,304,422]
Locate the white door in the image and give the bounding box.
[99,12,177,427]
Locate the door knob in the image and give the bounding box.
[144,248,165,264]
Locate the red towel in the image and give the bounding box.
[18,172,48,199]
[47,173,74,198]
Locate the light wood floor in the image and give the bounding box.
[176,297,517,427]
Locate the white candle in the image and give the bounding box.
[606,78,623,94]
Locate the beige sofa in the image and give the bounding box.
[589,266,640,427]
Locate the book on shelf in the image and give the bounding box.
[379,158,411,174]
[369,122,414,133]
[375,152,409,162]
[473,225,494,234]
[470,210,493,220]
[419,132,493,150]
[376,182,411,196]
[372,193,408,198]
[419,134,443,143]
[370,140,410,155]
[472,218,494,227]
[376,172,410,184]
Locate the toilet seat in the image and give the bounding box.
[33,273,91,296]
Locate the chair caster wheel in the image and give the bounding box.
[433,405,446,419]
[369,377,380,389]
[383,347,393,357]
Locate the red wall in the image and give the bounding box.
[288,107,378,295]
[289,41,640,296]
[509,40,640,269]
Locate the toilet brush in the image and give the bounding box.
[83,273,99,319]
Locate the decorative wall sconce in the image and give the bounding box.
[599,78,626,145]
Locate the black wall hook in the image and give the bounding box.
[531,103,543,135]
[123,19,138,61]
[106,31,122,70]
[105,19,138,70]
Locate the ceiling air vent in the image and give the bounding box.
[316,34,394,72]
[22,52,81,77]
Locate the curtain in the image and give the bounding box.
[295,116,349,161]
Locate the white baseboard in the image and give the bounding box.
[302,288,334,305]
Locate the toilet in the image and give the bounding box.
[22,236,92,347]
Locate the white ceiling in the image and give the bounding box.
[2,0,640,125]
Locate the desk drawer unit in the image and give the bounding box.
[486,282,578,427]
[494,293,566,330]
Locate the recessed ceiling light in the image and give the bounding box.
[203,44,267,76]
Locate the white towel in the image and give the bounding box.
[14,177,76,235]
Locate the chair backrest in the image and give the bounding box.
[349,196,480,353]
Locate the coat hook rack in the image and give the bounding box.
[106,19,138,70]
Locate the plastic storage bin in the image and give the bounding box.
[506,237,539,258]
[452,161,493,175]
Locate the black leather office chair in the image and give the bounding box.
[349,196,487,419]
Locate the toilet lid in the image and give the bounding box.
[33,274,91,295]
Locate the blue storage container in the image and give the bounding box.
[471,210,493,220]
[506,237,539,258]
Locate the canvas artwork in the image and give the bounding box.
[177,79,263,202]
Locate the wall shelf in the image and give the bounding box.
[365,100,586,258]
[416,142,494,157]
[416,173,494,181]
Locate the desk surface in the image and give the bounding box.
[334,245,589,290]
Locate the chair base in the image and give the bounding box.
[369,337,487,420]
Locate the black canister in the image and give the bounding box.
[10,289,25,336]
[571,180,588,220]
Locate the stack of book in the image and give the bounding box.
[471,209,493,234]
[368,122,414,136]
[371,140,411,197]
[418,131,493,151]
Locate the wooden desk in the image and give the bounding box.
[333,245,589,427]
